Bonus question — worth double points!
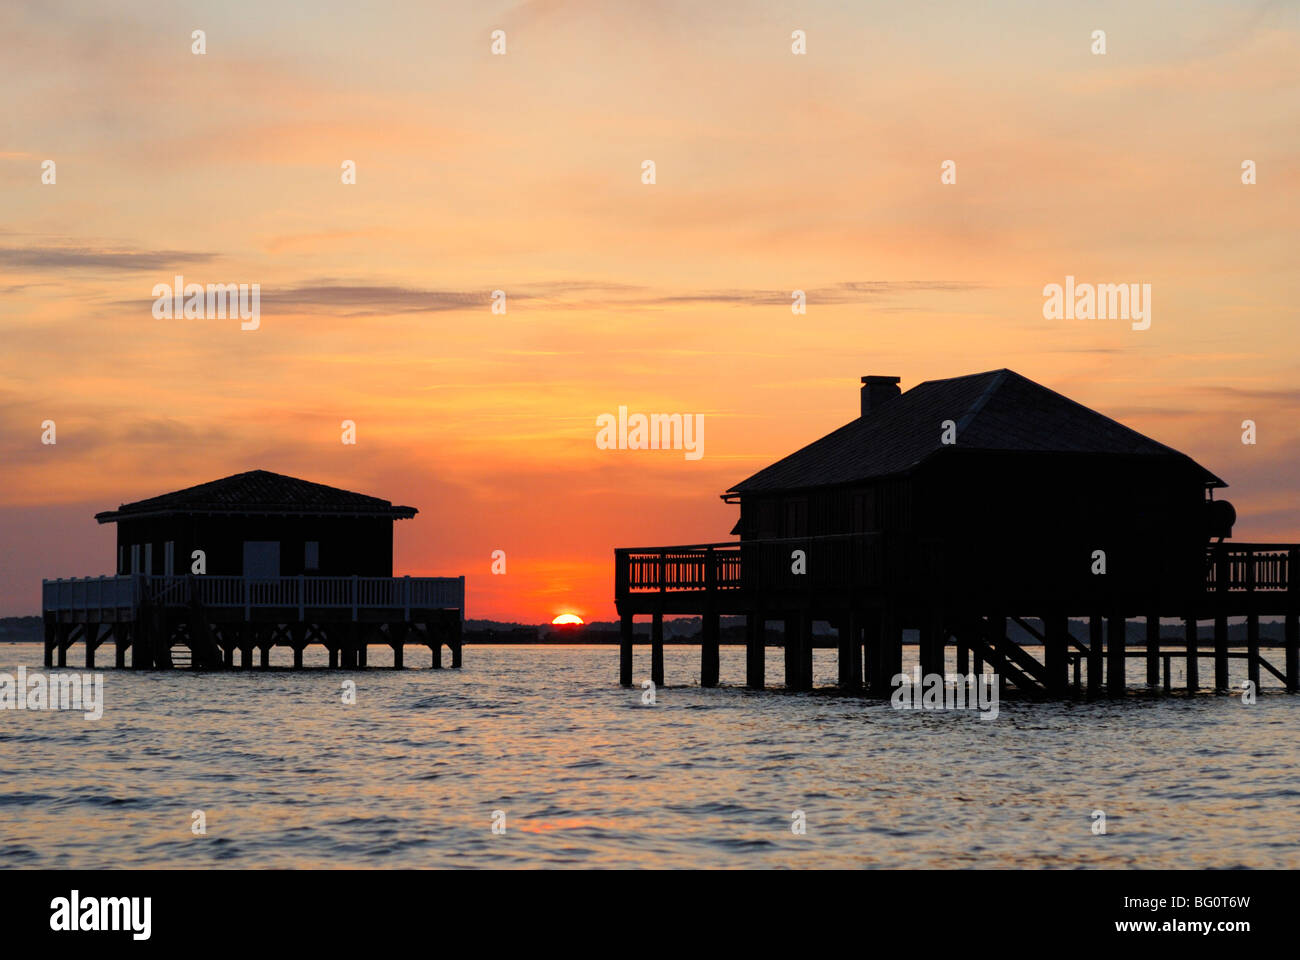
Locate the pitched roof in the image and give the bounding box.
[95,470,417,522]
[728,369,1225,494]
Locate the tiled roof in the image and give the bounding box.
[728,369,1225,494]
[95,470,417,521]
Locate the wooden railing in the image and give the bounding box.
[616,533,899,598]
[1204,544,1296,592]
[43,574,465,619]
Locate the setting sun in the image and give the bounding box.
[551,614,584,626]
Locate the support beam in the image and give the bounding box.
[84,623,100,669]
[1044,614,1069,697]
[862,609,883,693]
[43,618,55,667]
[294,645,305,669]
[1214,613,1229,691]
[619,613,633,687]
[114,624,128,669]
[837,613,860,690]
[1107,614,1126,697]
[1145,615,1160,687]
[919,612,944,678]
[988,615,1008,698]
[1287,612,1299,694]
[450,620,463,668]
[1184,617,1199,692]
[745,612,764,690]
[1087,615,1103,697]
[651,612,664,687]
[847,610,863,690]
[260,645,270,669]
[701,611,720,687]
[428,621,442,669]
[1289,547,1300,693]
[786,611,813,692]
[877,611,903,696]
[1246,612,1260,691]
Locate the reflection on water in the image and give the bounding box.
[1,644,1298,868]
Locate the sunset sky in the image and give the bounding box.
[2,0,1297,620]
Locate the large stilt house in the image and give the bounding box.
[614,370,1299,698]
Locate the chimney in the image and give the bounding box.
[860,375,901,417]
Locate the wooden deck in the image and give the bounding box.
[42,574,465,670]
[613,536,1300,696]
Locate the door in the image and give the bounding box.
[242,541,280,579]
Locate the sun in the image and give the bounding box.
[551,613,584,626]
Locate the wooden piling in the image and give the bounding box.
[1107,614,1125,697]
[919,614,942,677]
[837,615,854,688]
[846,610,863,690]
[1289,548,1300,692]
[701,611,720,687]
[797,611,814,691]
[1214,613,1228,691]
[1087,615,1103,697]
[863,608,883,693]
[878,611,903,695]
[428,621,442,669]
[1286,612,1299,693]
[450,621,463,668]
[619,613,634,687]
[988,615,1008,698]
[1145,614,1160,686]
[43,618,55,667]
[1044,614,1068,697]
[651,612,664,687]
[1246,612,1260,690]
[82,624,98,669]
[745,611,765,689]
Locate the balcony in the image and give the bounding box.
[43,574,465,622]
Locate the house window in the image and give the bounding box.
[130,544,140,574]
[304,541,320,571]
[144,543,153,575]
[164,541,175,575]
[119,545,126,575]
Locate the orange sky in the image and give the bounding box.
[2,1,1298,620]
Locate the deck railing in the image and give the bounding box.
[616,533,898,598]
[43,574,465,618]
[1205,544,1296,592]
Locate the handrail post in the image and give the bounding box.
[351,574,358,621]
[404,575,410,621]
[298,574,305,619]
[659,550,667,594]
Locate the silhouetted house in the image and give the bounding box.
[44,470,464,672]
[722,369,1232,608]
[612,370,1293,698]
[94,469,417,578]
